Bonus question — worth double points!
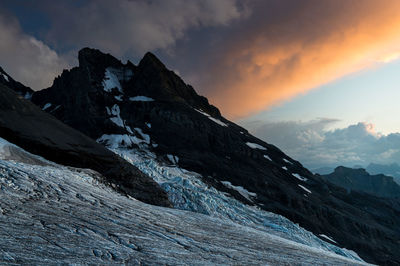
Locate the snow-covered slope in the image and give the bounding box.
[99,139,364,262]
[0,137,368,265]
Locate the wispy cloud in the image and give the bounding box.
[196,0,400,119]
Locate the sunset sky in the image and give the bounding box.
[1,0,400,168]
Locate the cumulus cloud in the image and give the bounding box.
[44,0,244,57]
[0,12,68,90]
[245,119,400,169]
[196,0,400,119]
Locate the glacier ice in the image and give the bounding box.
[0,137,368,264]
[110,145,363,262]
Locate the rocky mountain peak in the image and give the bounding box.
[6,47,400,264]
[78,47,124,69]
[138,51,167,71]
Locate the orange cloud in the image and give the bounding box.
[202,0,400,119]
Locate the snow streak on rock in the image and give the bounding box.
[246,142,267,150]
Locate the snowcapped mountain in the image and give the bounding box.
[0,82,169,207]
[0,48,399,264]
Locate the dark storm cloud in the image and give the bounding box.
[43,0,244,57]
[0,0,244,90]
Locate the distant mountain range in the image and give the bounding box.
[314,163,400,185]
[0,48,399,264]
[366,163,400,185]
[322,166,400,198]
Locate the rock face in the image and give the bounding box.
[323,166,400,198]
[2,47,398,264]
[0,82,170,207]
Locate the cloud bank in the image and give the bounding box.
[0,11,68,90]
[44,0,244,57]
[246,119,400,169]
[0,0,244,90]
[198,0,400,118]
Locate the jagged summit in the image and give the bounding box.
[139,51,166,70]
[78,47,125,69]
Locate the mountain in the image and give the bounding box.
[0,137,367,265]
[0,66,34,99]
[15,47,399,264]
[323,166,400,198]
[0,82,169,207]
[312,166,335,175]
[367,163,400,185]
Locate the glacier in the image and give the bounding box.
[96,133,365,262]
[0,137,369,264]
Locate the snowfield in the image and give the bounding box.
[0,137,369,265]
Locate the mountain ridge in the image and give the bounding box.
[1,48,400,264]
[323,166,400,198]
[0,82,170,207]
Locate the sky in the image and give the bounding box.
[1,0,400,169]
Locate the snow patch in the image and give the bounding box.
[195,109,228,127]
[282,166,288,171]
[109,105,124,128]
[134,128,150,144]
[264,155,272,161]
[114,95,123,101]
[221,181,257,201]
[24,92,32,100]
[50,105,61,113]
[1,73,9,82]
[102,68,123,93]
[42,103,52,111]
[145,122,151,128]
[299,184,311,194]
[125,126,134,134]
[246,142,267,150]
[167,154,179,165]
[319,234,337,244]
[283,158,293,164]
[293,173,308,182]
[129,96,154,102]
[97,134,146,149]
